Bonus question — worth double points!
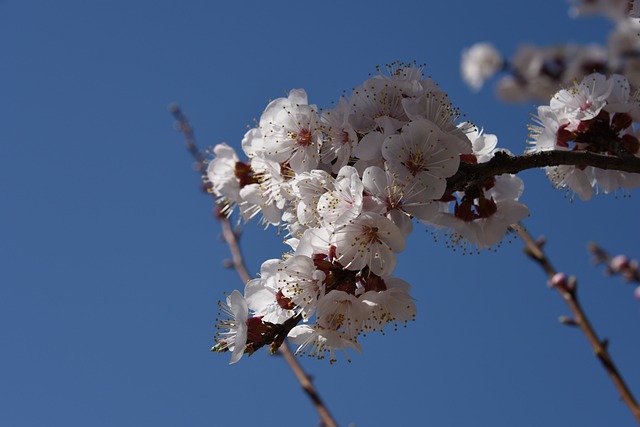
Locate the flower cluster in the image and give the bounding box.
[461,2,640,102]
[461,43,504,92]
[528,72,640,200]
[569,0,635,21]
[427,127,529,248]
[209,63,528,363]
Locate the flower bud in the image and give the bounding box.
[610,255,630,272]
[622,134,640,155]
[611,112,632,134]
[276,290,296,310]
[549,272,567,289]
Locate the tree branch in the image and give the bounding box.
[447,150,640,193]
[172,102,640,425]
[170,104,340,427]
[589,243,640,284]
[512,224,640,424]
[280,341,339,427]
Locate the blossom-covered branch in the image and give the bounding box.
[204,62,640,364]
[171,105,340,427]
[177,1,640,423]
[447,150,640,193]
[513,225,640,424]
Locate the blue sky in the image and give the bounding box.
[2,1,639,426]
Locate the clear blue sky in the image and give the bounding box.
[2,1,639,426]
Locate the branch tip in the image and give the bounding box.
[559,316,579,327]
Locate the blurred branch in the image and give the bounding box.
[446,150,640,193]
[170,103,251,284]
[511,224,640,424]
[219,218,252,284]
[170,104,206,171]
[589,243,640,284]
[170,104,340,427]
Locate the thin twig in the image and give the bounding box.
[219,217,252,284]
[512,224,640,424]
[589,243,640,284]
[280,341,339,427]
[170,104,340,427]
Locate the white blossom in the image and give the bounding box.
[206,143,242,214]
[461,42,503,91]
[288,324,361,363]
[259,89,322,173]
[360,283,417,332]
[382,119,461,200]
[529,73,640,199]
[333,213,405,276]
[316,290,368,340]
[549,73,612,122]
[214,290,249,365]
[317,166,364,228]
[277,255,326,321]
[321,97,358,173]
[244,259,292,324]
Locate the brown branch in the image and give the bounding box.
[219,218,252,284]
[447,150,640,193]
[169,104,206,171]
[170,104,340,427]
[169,105,640,199]
[280,340,339,427]
[172,101,640,425]
[589,243,640,284]
[512,224,640,424]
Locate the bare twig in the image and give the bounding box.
[280,341,339,427]
[169,104,206,171]
[170,104,340,427]
[512,224,640,424]
[219,218,252,284]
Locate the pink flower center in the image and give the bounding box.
[340,130,350,145]
[293,128,312,146]
[579,100,592,112]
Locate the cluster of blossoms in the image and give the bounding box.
[208,63,530,363]
[569,0,639,21]
[528,72,640,200]
[461,1,640,102]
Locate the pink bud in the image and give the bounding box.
[611,255,630,272]
[460,153,477,164]
[634,287,640,300]
[549,273,567,288]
